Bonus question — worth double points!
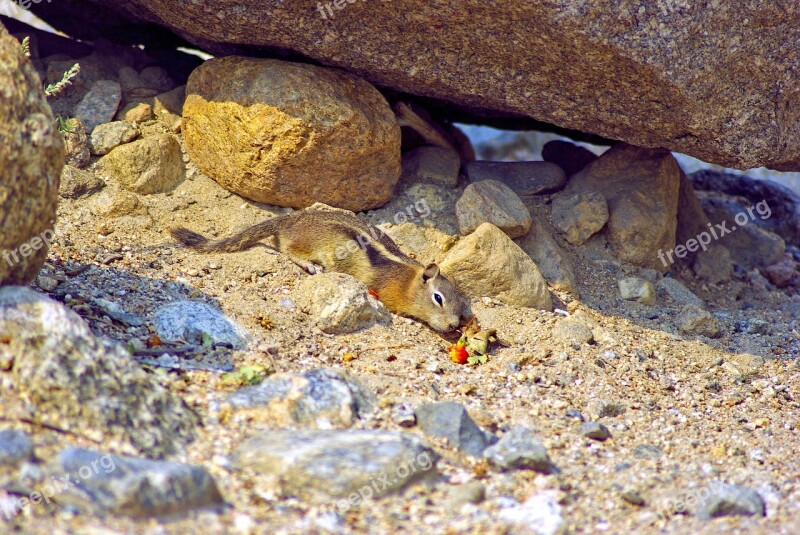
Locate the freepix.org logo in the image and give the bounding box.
[1,0,52,16]
[657,199,772,268]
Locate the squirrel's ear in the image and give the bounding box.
[422,263,440,283]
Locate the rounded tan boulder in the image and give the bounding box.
[183,57,400,211]
[0,26,63,285]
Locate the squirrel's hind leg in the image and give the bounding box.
[285,253,325,274]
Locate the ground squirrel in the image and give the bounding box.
[170,209,468,332]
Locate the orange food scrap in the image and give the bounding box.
[448,341,469,364]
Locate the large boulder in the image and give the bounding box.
[29,1,800,171]
[183,56,400,211]
[0,25,63,285]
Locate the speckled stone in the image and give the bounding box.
[32,2,800,169]
[550,191,608,246]
[97,134,184,194]
[52,448,223,517]
[153,300,248,349]
[483,425,557,473]
[0,25,63,286]
[73,79,122,133]
[294,273,392,334]
[232,430,438,501]
[415,402,495,456]
[696,482,765,520]
[0,287,199,458]
[226,368,376,428]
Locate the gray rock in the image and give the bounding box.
[118,66,151,94]
[140,66,176,93]
[618,277,656,305]
[227,368,376,429]
[465,161,566,196]
[657,277,705,308]
[692,244,733,285]
[59,165,105,199]
[153,300,249,349]
[697,193,785,268]
[764,256,798,288]
[0,430,34,467]
[89,121,140,155]
[515,215,578,294]
[232,430,438,501]
[74,80,122,133]
[52,448,223,517]
[97,134,184,194]
[295,273,392,334]
[415,402,495,456]
[499,493,566,535]
[632,444,663,460]
[401,146,460,187]
[88,297,145,326]
[551,191,608,245]
[0,287,199,457]
[580,421,611,441]
[586,399,626,419]
[446,481,486,506]
[456,179,532,238]
[690,169,800,245]
[541,140,598,177]
[483,425,557,473]
[735,319,769,335]
[696,482,766,520]
[36,275,59,292]
[675,305,720,338]
[552,317,594,345]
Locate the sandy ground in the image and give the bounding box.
[3,139,799,535]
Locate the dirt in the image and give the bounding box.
[6,136,800,534]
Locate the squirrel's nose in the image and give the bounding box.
[449,320,460,331]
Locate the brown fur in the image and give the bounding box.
[170,209,467,332]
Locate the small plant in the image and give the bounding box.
[220,364,269,387]
[45,63,80,98]
[20,36,30,58]
[55,115,75,135]
[18,34,81,99]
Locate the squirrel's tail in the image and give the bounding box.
[170,217,284,253]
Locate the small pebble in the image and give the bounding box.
[621,489,645,506]
[580,421,611,441]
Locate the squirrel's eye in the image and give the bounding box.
[432,292,444,306]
